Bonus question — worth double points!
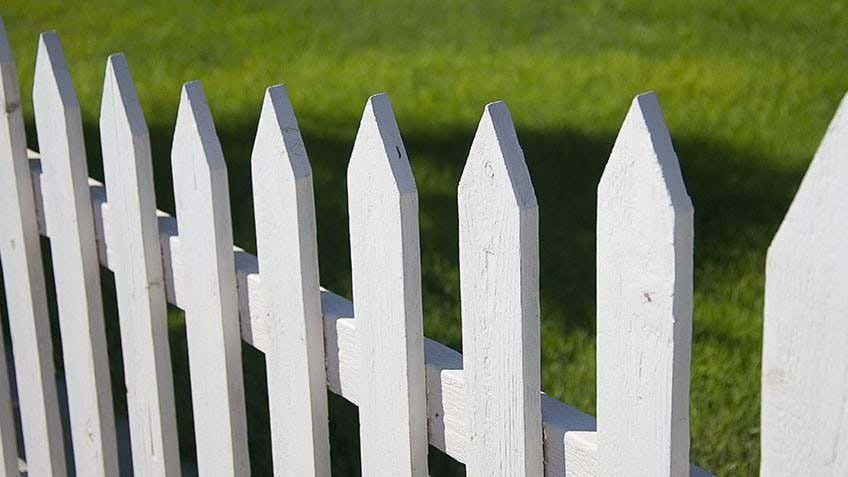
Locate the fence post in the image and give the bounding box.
[33,31,118,476]
[596,92,693,476]
[251,85,330,476]
[348,94,429,476]
[761,93,848,475]
[99,53,180,476]
[0,19,67,476]
[458,101,542,476]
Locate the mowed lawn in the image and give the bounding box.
[3,1,846,475]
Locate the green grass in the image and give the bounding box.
[2,1,846,474]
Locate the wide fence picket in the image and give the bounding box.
[251,85,331,476]
[761,93,848,475]
[171,81,250,475]
[0,19,67,477]
[458,101,542,476]
[32,31,118,476]
[348,94,429,476]
[99,53,180,476]
[596,92,694,476]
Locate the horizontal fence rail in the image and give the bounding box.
[5,17,848,477]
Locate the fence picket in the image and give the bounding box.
[458,101,542,477]
[761,93,848,475]
[99,53,180,476]
[0,19,67,476]
[596,92,693,476]
[251,85,330,476]
[348,94,429,476]
[171,81,250,475]
[0,317,17,476]
[32,31,118,476]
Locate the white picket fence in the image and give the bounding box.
[0,19,845,477]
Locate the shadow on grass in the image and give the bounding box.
[5,109,807,474]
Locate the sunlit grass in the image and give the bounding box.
[3,1,845,474]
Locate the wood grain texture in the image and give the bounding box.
[99,53,180,476]
[26,154,712,476]
[251,85,330,476]
[171,81,249,475]
[596,92,693,476]
[761,92,848,476]
[0,19,66,476]
[347,94,429,476]
[32,31,117,476]
[458,101,542,477]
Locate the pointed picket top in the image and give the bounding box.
[598,92,692,213]
[252,84,311,179]
[34,31,80,121]
[172,80,228,184]
[596,92,693,476]
[347,93,416,196]
[458,100,537,211]
[458,101,542,476]
[100,54,148,141]
[251,85,331,475]
[761,93,848,475]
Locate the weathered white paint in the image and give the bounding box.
[32,31,118,476]
[251,85,331,476]
[347,94,429,476]
[458,101,542,477]
[99,53,180,476]
[0,20,67,476]
[25,151,712,476]
[171,81,250,475]
[596,92,693,476]
[761,93,848,475]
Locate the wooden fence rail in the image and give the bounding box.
[0,19,845,477]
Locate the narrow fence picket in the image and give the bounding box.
[596,92,693,476]
[0,19,67,476]
[32,31,118,476]
[761,93,848,475]
[458,101,543,477]
[0,320,17,476]
[99,53,180,476]
[348,94,429,476]
[251,85,331,476]
[171,81,250,475]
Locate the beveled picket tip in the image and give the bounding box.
[34,31,79,116]
[459,100,537,210]
[173,80,227,177]
[599,92,692,212]
[252,84,311,180]
[101,53,148,139]
[347,93,416,196]
[769,91,848,248]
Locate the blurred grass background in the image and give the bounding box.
[2,1,846,475]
